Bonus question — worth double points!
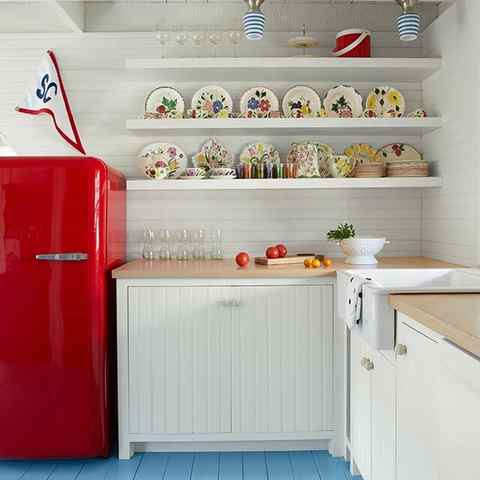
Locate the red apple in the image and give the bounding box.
[266,246,280,259]
[276,244,287,258]
[235,252,250,267]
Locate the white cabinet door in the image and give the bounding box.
[396,320,438,480]
[436,339,480,480]
[128,286,232,434]
[350,329,373,480]
[371,351,396,480]
[231,285,334,434]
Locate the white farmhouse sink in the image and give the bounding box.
[337,269,480,350]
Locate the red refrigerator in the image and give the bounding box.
[0,156,126,459]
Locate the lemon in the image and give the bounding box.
[312,258,321,269]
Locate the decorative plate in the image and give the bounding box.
[240,87,279,118]
[376,143,423,163]
[198,138,234,169]
[312,143,335,177]
[407,109,427,118]
[191,86,233,118]
[344,144,382,165]
[323,85,363,118]
[145,87,185,117]
[240,143,281,166]
[366,86,406,118]
[327,155,357,178]
[282,86,322,118]
[138,143,187,179]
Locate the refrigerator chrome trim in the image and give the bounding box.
[35,253,89,261]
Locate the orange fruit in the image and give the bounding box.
[312,258,322,269]
[304,258,313,268]
[323,258,333,268]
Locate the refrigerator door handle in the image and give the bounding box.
[35,253,89,261]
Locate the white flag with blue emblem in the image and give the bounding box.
[16,50,85,154]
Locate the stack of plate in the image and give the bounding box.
[386,162,429,177]
[355,163,386,178]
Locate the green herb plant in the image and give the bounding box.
[326,223,356,242]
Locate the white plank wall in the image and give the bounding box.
[421,0,480,266]
[0,3,439,259]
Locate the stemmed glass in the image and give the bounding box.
[228,31,241,57]
[208,32,223,58]
[191,31,206,58]
[155,31,170,58]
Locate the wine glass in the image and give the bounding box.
[155,31,170,58]
[208,32,223,57]
[228,31,241,57]
[191,31,206,57]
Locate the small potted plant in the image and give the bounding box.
[326,223,388,265]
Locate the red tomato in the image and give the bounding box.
[276,244,287,258]
[235,252,250,267]
[266,246,280,259]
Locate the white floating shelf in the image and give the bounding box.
[127,177,442,191]
[126,117,443,137]
[125,57,442,82]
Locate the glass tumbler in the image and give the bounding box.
[142,228,155,260]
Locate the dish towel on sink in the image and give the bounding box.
[345,275,372,329]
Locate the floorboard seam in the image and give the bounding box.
[132,454,145,480]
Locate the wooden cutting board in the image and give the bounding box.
[255,254,324,266]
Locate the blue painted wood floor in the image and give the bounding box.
[0,451,361,480]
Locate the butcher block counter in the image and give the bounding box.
[112,256,457,279]
[390,293,480,357]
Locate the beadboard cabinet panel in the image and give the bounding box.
[128,286,232,434]
[231,286,334,434]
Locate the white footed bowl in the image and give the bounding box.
[339,237,387,265]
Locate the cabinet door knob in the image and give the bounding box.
[396,344,408,356]
[361,357,374,371]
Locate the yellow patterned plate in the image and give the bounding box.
[366,86,406,118]
[344,143,382,165]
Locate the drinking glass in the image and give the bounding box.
[158,228,172,260]
[142,228,155,260]
[193,229,207,260]
[210,229,224,260]
[175,229,191,261]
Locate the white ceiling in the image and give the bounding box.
[0,0,446,34]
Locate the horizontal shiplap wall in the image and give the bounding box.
[421,1,479,266]
[0,4,436,259]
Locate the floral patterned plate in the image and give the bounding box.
[323,85,363,118]
[375,143,423,163]
[327,155,357,178]
[145,87,185,118]
[366,86,406,118]
[198,138,234,169]
[344,144,382,165]
[287,143,319,178]
[138,142,187,179]
[282,86,322,118]
[240,87,279,118]
[240,143,281,166]
[191,86,233,118]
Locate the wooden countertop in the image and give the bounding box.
[112,256,457,279]
[390,294,480,357]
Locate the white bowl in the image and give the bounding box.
[339,237,388,265]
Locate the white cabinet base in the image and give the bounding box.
[117,278,335,459]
